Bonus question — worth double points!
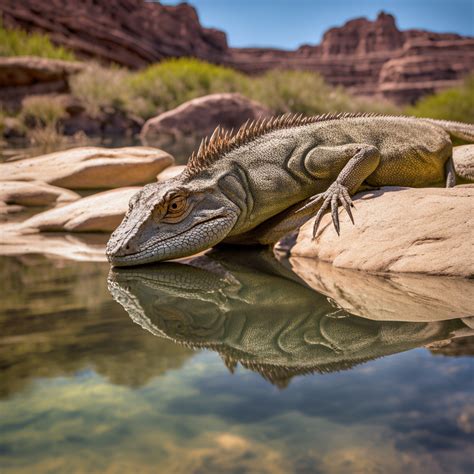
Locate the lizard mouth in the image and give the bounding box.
[107,213,237,267]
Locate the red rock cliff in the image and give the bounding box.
[1,2,472,103]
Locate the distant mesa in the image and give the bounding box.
[1,0,473,103]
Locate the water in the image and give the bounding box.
[0,249,473,473]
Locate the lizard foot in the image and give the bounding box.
[310,181,354,238]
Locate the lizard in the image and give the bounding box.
[107,248,470,385]
[106,113,474,266]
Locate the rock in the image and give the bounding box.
[283,186,474,277]
[0,56,83,107]
[0,181,80,207]
[1,5,471,104]
[229,13,472,103]
[157,165,186,182]
[378,39,474,104]
[453,144,474,183]
[141,93,272,146]
[0,231,108,262]
[0,0,228,69]
[287,257,474,322]
[20,187,139,233]
[0,146,173,189]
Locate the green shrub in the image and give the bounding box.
[0,23,75,60]
[69,63,133,117]
[127,58,249,117]
[407,75,474,123]
[20,96,66,128]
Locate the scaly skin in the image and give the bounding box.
[107,249,469,386]
[106,114,474,266]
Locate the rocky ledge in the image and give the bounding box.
[279,185,474,278]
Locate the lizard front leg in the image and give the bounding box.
[303,144,381,238]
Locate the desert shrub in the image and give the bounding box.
[407,75,474,123]
[0,23,75,60]
[69,63,133,116]
[127,58,249,117]
[20,95,66,128]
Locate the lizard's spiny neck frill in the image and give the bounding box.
[183,112,384,178]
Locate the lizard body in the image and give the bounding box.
[106,113,474,266]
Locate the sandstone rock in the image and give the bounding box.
[0,0,228,69]
[378,39,474,104]
[288,257,474,322]
[453,144,474,183]
[20,187,139,233]
[141,93,272,146]
[157,165,186,182]
[284,186,474,277]
[0,146,173,189]
[0,181,80,207]
[229,13,472,103]
[0,56,83,107]
[0,231,108,262]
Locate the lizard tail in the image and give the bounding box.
[422,118,474,142]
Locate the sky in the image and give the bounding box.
[161,0,474,49]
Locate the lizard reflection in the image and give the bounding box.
[108,249,472,388]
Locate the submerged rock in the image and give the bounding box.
[0,181,80,207]
[0,146,174,189]
[281,185,474,277]
[21,187,139,233]
[141,93,272,146]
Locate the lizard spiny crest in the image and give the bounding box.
[184,111,382,177]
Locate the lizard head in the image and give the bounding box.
[106,175,239,266]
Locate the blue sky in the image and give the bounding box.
[161,0,474,49]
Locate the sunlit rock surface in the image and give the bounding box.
[19,187,139,233]
[0,146,173,189]
[283,185,474,277]
[0,180,80,207]
[141,93,272,147]
[157,165,186,182]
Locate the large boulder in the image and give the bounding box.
[141,93,272,147]
[282,185,474,278]
[20,187,139,233]
[0,146,173,189]
[0,181,80,207]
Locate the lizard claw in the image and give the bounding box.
[312,181,355,239]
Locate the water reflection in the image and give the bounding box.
[108,249,473,387]
[0,255,193,398]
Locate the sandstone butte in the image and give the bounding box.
[1,0,473,103]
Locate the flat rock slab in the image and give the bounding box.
[0,146,174,189]
[21,187,139,233]
[0,181,80,207]
[284,185,474,278]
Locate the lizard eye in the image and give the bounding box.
[162,195,188,222]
